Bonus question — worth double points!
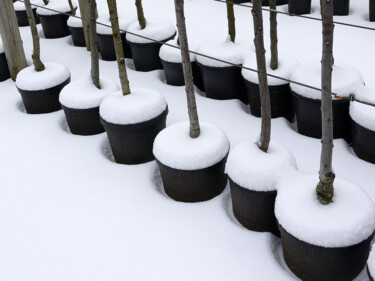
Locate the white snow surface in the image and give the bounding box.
[159,39,200,63]
[14,0,44,11]
[67,14,82,28]
[96,12,137,35]
[0,41,3,53]
[290,62,364,100]
[153,122,230,170]
[16,62,70,91]
[126,20,176,44]
[36,0,77,16]
[59,77,119,109]
[100,88,167,125]
[369,247,375,279]
[350,102,375,132]
[242,54,300,86]
[226,141,297,191]
[196,38,252,68]
[275,173,375,248]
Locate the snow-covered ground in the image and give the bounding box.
[1,0,375,280]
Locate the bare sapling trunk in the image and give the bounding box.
[0,0,27,80]
[43,0,49,5]
[89,0,100,89]
[316,0,335,205]
[78,0,91,51]
[107,0,131,95]
[68,0,76,16]
[269,0,278,70]
[135,0,146,30]
[226,0,236,43]
[252,0,271,153]
[25,0,45,72]
[174,0,200,138]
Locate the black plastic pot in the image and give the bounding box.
[279,224,374,281]
[333,0,350,15]
[0,52,10,82]
[156,155,228,202]
[370,0,375,21]
[229,178,279,236]
[68,26,86,47]
[197,62,248,104]
[15,8,40,27]
[254,0,288,5]
[245,80,294,121]
[350,118,375,164]
[97,32,131,61]
[100,108,168,164]
[38,11,73,39]
[288,0,311,15]
[368,266,374,281]
[292,91,351,141]
[62,105,104,135]
[127,34,176,72]
[17,78,70,114]
[160,59,205,91]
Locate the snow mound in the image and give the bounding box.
[67,14,82,28]
[290,62,364,100]
[159,39,201,63]
[126,20,176,44]
[100,88,167,125]
[226,141,297,191]
[196,39,252,68]
[14,0,44,11]
[36,0,77,16]
[350,102,375,132]
[369,247,375,279]
[242,54,300,86]
[59,77,119,109]
[96,12,137,35]
[16,63,71,91]
[275,173,375,248]
[153,122,230,170]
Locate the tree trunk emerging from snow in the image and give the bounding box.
[269,0,278,70]
[107,0,131,95]
[68,0,76,16]
[226,0,236,43]
[135,0,146,30]
[43,0,49,5]
[0,0,27,80]
[252,0,271,153]
[78,0,91,51]
[25,0,45,72]
[174,0,200,138]
[316,0,335,205]
[89,0,100,89]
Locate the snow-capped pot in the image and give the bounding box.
[96,12,137,61]
[288,0,312,15]
[153,122,229,202]
[14,0,41,26]
[159,39,204,91]
[371,0,375,22]
[16,63,71,114]
[67,15,85,47]
[368,247,375,281]
[333,0,350,15]
[275,173,375,281]
[242,54,299,120]
[349,87,375,164]
[226,141,297,235]
[290,62,364,141]
[36,0,77,39]
[126,21,176,72]
[60,77,119,135]
[196,39,251,104]
[99,89,168,164]
[0,46,10,82]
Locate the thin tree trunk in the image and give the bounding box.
[174,0,200,138]
[25,0,45,72]
[135,0,146,30]
[316,0,335,205]
[89,0,100,89]
[107,0,131,95]
[269,0,278,70]
[43,0,49,5]
[0,0,27,80]
[78,0,91,51]
[252,0,271,153]
[226,0,236,43]
[68,0,76,16]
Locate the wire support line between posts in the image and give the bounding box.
[19,0,375,107]
[213,0,375,32]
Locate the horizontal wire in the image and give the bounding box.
[17,0,375,107]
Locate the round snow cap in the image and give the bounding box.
[36,0,77,16]
[67,14,82,28]
[159,39,200,63]
[350,86,375,131]
[126,20,176,44]
[96,12,137,35]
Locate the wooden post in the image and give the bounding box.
[0,0,27,80]
[78,0,91,51]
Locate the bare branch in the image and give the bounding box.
[269,0,278,70]
[135,0,146,30]
[226,0,236,42]
[89,0,100,89]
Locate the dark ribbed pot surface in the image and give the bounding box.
[0,52,10,82]
[288,0,311,15]
[16,8,40,27]
[62,105,104,135]
[38,11,72,39]
[68,26,86,47]
[97,32,131,61]
[350,118,375,164]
